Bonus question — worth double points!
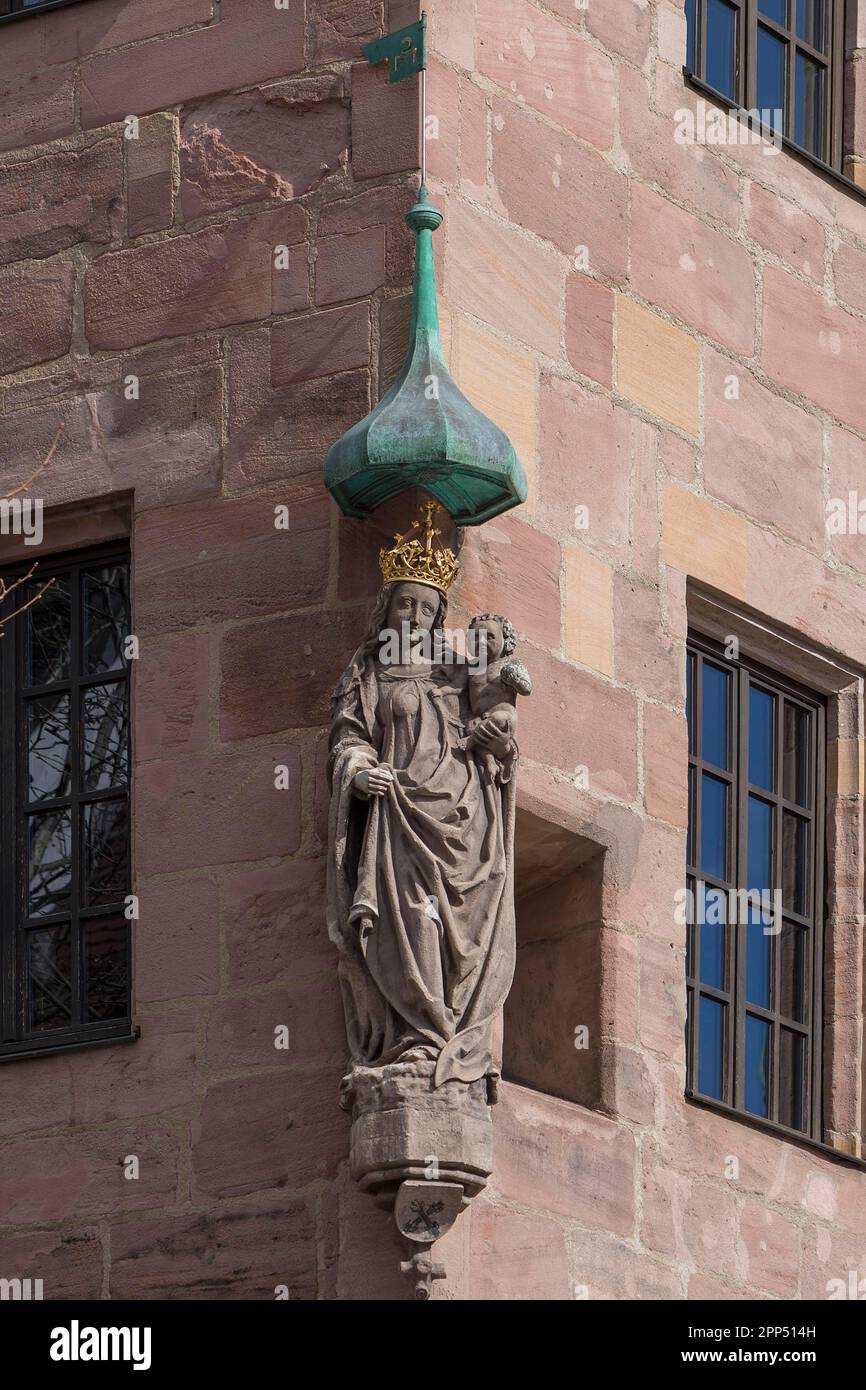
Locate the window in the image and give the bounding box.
[0,547,132,1058]
[0,0,86,21]
[685,636,825,1138]
[685,0,846,168]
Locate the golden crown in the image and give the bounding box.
[379,501,460,594]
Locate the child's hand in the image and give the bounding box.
[471,717,512,759]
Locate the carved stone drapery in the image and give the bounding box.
[326,538,530,1295]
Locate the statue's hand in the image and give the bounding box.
[354,766,394,798]
[471,717,513,760]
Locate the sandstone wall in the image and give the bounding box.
[0,0,864,1300]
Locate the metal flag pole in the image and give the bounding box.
[363,9,428,192]
[420,30,427,189]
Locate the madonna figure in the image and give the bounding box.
[327,506,520,1097]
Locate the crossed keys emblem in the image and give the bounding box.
[403,1199,444,1239]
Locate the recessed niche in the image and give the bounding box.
[503,807,607,1109]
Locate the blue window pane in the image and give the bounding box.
[687,765,696,866]
[747,795,773,893]
[685,0,697,70]
[701,774,728,880]
[686,653,695,755]
[779,1029,806,1131]
[746,903,773,1007]
[706,0,738,101]
[795,50,824,157]
[699,885,727,988]
[745,1014,771,1116]
[701,662,729,769]
[757,26,787,131]
[782,812,809,915]
[797,0,825,50]
[759,0,787,21]
[698,995,726,1099]
[748,686,775,791]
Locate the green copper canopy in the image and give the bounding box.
[323,187,527,526]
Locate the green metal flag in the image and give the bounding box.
[362,14,427,82]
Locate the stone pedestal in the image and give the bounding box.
[342,1059,493,1203]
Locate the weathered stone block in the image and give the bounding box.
[192,1070,347,1199]
[85,207,306,349]
[477,0,616,150]
[109,1200,318,1300]
[220,608,361,740]
[136,747,301,875]
[491,100,627,279]
[223,858,335,988]
[79,0,304,127]
[134,489,329,629]
[0,139,121,264]
[632,184,755,355]
[180,78,348,219]
[0,1128,178,1225]
[134,875,220,1002]
[0,262,74,375]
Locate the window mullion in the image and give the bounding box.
[692,656,703,1095]
[811,703,827,1139]
[744,0,758,112]
[829,0,845,171]
[787,21,798,143]
[70,562,83,1029]
[699,0,709,84]
[13,588,27,1040]
[771,695,785,1123]
[0,602,14,1041]
[733,662,749,1112]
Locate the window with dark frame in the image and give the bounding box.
[685,635,825,1139]
[0,546,133,1059]
[0,0,86,20]
[684,0,847,170]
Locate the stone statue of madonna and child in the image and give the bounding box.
[326,503,531,1202]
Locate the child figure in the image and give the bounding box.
[466,613,532,777]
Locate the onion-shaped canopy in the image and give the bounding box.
[323,187,527,527]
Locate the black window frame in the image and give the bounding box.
[0,542,135,1061]
[0,0,87,22]
[685,632,826,1141]
[685,0,847,175]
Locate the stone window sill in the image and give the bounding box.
[686,1091,866,1174]
[0,1028,139,1064]
[683,69,866,206]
